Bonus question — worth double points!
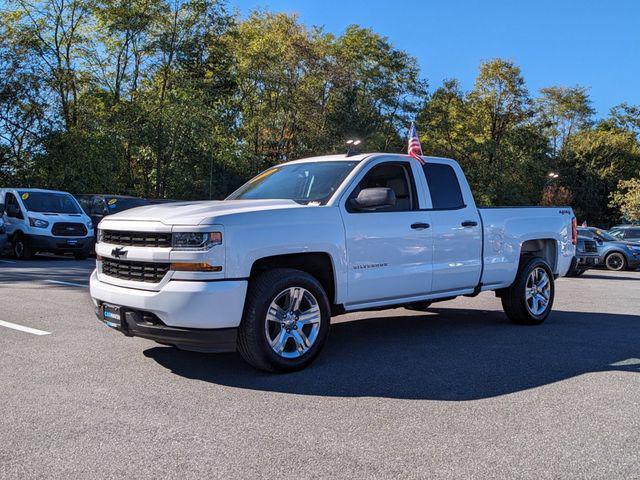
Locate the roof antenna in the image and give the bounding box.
[345,139,362,157]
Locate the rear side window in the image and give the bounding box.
[422,163,465,209]
[626,229,640,239]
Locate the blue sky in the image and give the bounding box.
[231,0,640,117]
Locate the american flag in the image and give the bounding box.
[408,122,425,164]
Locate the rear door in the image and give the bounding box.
[340,158,433,305]
[419,161,482,293]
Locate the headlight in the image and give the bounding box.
[96,229,104,243]
[86,221,93,231]
[29,217,49,228]
[172,232,222,251]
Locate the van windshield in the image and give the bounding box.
[227,161,358,205]
[19,191,81,214]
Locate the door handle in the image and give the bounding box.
[411,222,430,230]
[461,220,478,227]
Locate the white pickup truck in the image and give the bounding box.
[89,153,577,372]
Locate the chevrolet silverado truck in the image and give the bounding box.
[89,153,577,372]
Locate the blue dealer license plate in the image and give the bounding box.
[102,304,122,328]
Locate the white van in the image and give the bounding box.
[0,188,94,259]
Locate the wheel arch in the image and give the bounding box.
[519,238,557,273]
[249,252,338,307]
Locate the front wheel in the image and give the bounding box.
[237,268,331,373]
[501,256,555,325]
[13,233,33,260]
[604,252,626,271]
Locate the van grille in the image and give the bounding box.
[102,230,171,248]
[101,259,169,283]
[52,222,87,237]
[584,240,598,253]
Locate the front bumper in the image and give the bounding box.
[28,234,93,253]
[576,253,600,267]
[94,305,238,352]
[90,270,247,352]
[89,270,247,329]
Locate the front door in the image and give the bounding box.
[341,160,433,306]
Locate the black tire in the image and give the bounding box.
[13,233,33,260]
[405,301,433,312]
[237,268,331,373]
[604,252,626,271]
[501,256,555,325]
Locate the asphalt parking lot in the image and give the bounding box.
[1,257,639,479]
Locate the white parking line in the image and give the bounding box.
[0,320,51,336]
[45,280,88,288]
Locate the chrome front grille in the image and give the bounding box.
[102,230,172,248]
[101,258,169,283]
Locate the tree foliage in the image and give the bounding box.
[1,1,640,227]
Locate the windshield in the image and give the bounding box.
[227,161,358,205]
[19,191,81,214]
[105,197,149,213]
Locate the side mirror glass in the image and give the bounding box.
[350,187,396,211]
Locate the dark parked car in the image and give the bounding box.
[608,225,640,244]
[578,227,640,271]
[75,195,150,229]
[567,235,600,276]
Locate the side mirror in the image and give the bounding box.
[350,187,396,211]
[7,204,22,219]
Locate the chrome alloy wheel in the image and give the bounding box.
[525,267,551,316]
[265,287,321,359]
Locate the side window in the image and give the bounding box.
[93,198,108,215]
[627,229,640,239]
[5,193,23,218]
[348,162,416,212]
[422,163,465,209]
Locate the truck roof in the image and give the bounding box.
[283,152,454,165]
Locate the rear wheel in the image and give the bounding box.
[604,252,626,271]
[13,233,33,260]
[501,256,554,325]
[237,268,331,373]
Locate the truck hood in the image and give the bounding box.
[103,199,304,225]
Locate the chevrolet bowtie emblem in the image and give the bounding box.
[111,247,127,259]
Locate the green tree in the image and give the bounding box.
[536,86,594,154]
[560,126,640,225]
[610,177,640,223]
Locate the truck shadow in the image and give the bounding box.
[144,308,640,401]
